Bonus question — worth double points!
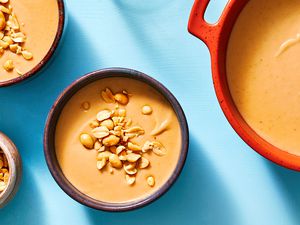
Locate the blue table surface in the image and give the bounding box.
[1,0,300,224]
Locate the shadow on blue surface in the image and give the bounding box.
[112,0,194,81]
[0,14,101,224]
[0,13,101,105]
[113,0,174,13]
[23,13,102,100]
[0,166,45,224]
[84,134,239,225]
[268,162,300,224]
[0,14,100,163]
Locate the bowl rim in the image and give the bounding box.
[0,131,22,208]
[43,67,189,211]
[0,0,66,87]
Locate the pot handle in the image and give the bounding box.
[188,0,221,48]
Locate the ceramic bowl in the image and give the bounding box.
[0,132,22,208]
[188,0,300,171]
[0,0,66,87]
[44,68,189,211]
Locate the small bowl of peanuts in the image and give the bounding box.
[44,68,189,211]
[0,132,22,208]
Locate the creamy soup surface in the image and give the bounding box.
[0,0,59,82]
[55,77,182,203]
[227,0,300,155]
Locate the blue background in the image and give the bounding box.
[1,0,300,224]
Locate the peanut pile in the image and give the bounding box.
[0,0,33,74]
[0,149,9,192]
[79,88,167,187]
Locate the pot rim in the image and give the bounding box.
[43,67,189,211]
[0,0,66,87]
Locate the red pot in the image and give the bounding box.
[188,0,300,171]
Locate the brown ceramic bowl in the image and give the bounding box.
[0,0,66,87]
[44,68,189,212]
[0,132,22,208]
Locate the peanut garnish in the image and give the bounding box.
[151,141,167,156]
[21,50,33,60]
[109,146,117,154]
[3,36,12,45]
[101,88,115,103]
[142,141,166,156]
[126,153,141,163]
[102,135,120,147]
[147,176,155,187]
[0,5,10,14]
[96,159,107,170]
[126,174,136,185]
[142,105,153,115]
[0,0,33,72]
[16,68,22,75]
[123,162,137,175]
[9,43,17,52]
[79,133,94,149]
[127,142,142,152]
[79,88,166,186]
[3,59,13,71]
[97,151,111,161]
[0,150,9,192]
[81,101,90,111]
[92,126,110,139]
[116,145,126,155]
[12,32,26,43]
[97,110,112,122]
[138,157,150,169]
[100,119,114,130]
[124,126,145,136]
[118,108,126,117]
[0,47,4,56]
[89,120,99,128]
[114,93,129,105]
[0,39,8,49]
[94,140,102,150]
[0,11,6,30]
[109,154,122,169]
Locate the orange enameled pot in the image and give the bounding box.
[188,0,300,171]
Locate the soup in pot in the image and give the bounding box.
[227,0,300,155]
